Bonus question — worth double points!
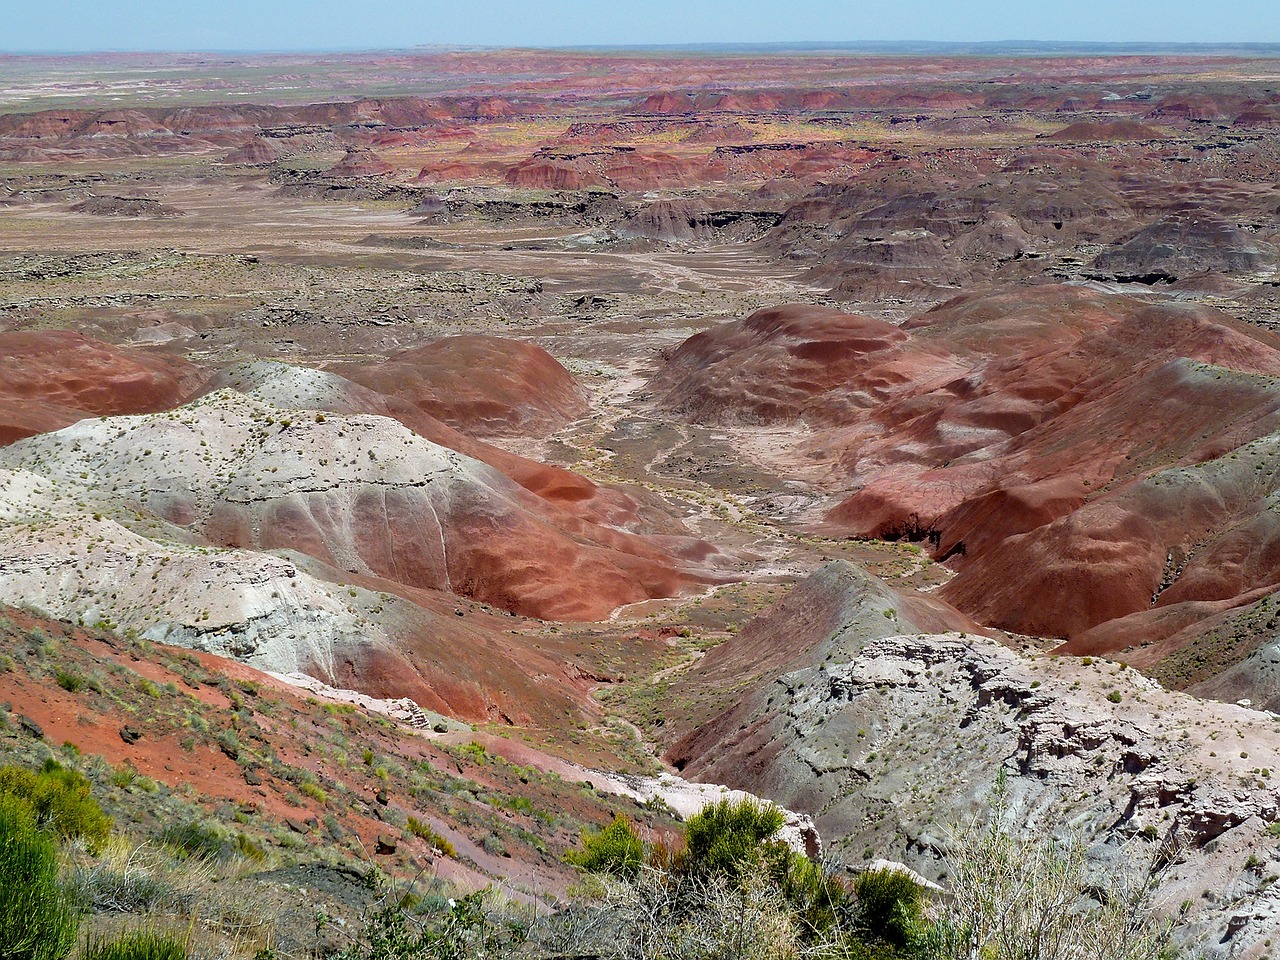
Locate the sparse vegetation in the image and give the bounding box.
[158,821,233,862]
[916,779,1173,960]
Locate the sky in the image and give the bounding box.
[4,0,1280,53]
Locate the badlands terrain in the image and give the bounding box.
[6,46,1280,954]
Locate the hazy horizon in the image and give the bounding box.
[8,40,1280,57]
[7,0,1280,55]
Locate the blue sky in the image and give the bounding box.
[5,0,1279,53]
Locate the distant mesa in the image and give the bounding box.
[325,146,396,178]
[1042,120,1164,141]
[70,194,185,218]
[1089,216,1277,282]
[221,137,283,166]
[636,92,696,115]
[405,195,453,219]
[619,199,782,244]
[504,146,702,191]
[415,161,483,183]
[1232,103,1280,127]
[1146,95,1231,123]
[0,145,52,162]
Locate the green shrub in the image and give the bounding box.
[855,867,924,948]
[81,931,188,960]
[566,815,644,879]
[0,760,111,852]
[773,848,854,939]
[684,796,785,883]
[0,794,80,960]
[158,821,232,861]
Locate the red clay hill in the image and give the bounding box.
[333,335,589,439]
[0,330,203,444]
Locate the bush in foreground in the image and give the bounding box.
[331,790,1175,960]
[565,814,644,879]
[854,868,925,950]
[0,759,111,852]
[0,794,80,960]
[916,779,1174,960]
[684,796,785,884]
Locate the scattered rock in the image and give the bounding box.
[17,715,43,739]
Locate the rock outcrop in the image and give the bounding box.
[670,565,1280,956]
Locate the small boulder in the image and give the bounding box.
[18,715,44,739]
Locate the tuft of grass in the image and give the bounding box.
[82,930,189,960]
[299,782,328,804]
[69,836,212,915]
[54,670,84,693]
[158,821,232,862]
[405,817,456,858]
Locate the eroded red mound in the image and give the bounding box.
[0,331,203,444]
[334,334,588,438]
[198,362,717,623]
[222,137,282,165]
[655,286,1280,650]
